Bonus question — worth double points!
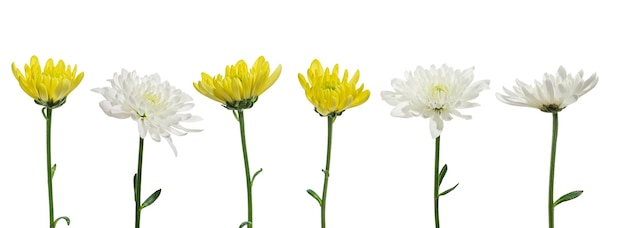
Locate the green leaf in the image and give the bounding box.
[141,189,162,209]
[239,221,252,228]
[307,189,322,206]
[133,173,138,202]
[251,168,263,187]
[51,164,57,179]
[439,183,459,197]
[554,190,583,207]
[438,164,448,186]
[53,216,70,227]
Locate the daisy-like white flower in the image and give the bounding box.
[496,66,598,113]
[92,69,202,156]
[381,64,490,138]
[496,66,597,228]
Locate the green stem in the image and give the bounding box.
[237,110,254,228]
[434,136,441,228]
[135,138,145,228]
[321,116,335,228]
[45,107,55,228]
[548,113,558,228]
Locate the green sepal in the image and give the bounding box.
[36,97,67,110]
[438,164,448,186]
[51,164,57,179]
[307,189,322,206]
[232,110,240,122]
[439,183,459,197]
[251,168,263,187]
[239,221,252,228]
[53,216,70,227]
[141,189,162,209]
[553,190,583,207]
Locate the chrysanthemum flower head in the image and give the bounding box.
[496,66,598,113]
[12,55,84,109]
[298,59,370,117]
[92,69,202,156]
[193,56,282,110]
[381,64,490,138]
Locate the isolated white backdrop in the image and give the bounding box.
[0,1,623,228]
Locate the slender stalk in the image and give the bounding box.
[321,116,335,228]
[135,138,145,228]
[434,136,441,228]
[548,113,558,228]
[237,110,254,228]
[45,107,55,228]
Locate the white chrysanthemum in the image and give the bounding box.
[496,66,598,113]
[92,69,202,156]
[381,64,490,138]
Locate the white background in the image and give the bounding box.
[0,1,623,228]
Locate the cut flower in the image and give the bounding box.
[92,69,202,156]
[496,66,598,113]
[381,64,489,138]
[193,56,282,110]
[12,55,84,108]
[298,59,370,117]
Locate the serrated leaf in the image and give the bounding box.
[439,183,459,197]
[141,189,162,209]
[553,190,583,207]
[53,216,70,227]
[307,189,322,206]
[438,164,448,186]
[51,164,57,179]
[251,168,263,187]
[239,221,251,228]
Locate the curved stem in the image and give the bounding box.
[237,110,254,228]
[548,113,558,228]
[320,116,335,228]
[434,136,441,228]
[135,138,145,228]
[45,107,55,228]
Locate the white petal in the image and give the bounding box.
[429,115,443,138]
[138,121,147,139]
[449,109,471,120]
[561,94,579,107]
[381,91,401,105]
[390,101,412,118]
[579,73,598,96]
[165,136,178,157]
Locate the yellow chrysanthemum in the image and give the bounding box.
[298,59,370,117]
[193,56,282,110]
[12,55,84,108]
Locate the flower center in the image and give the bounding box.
[431,85,448,97]
[322,81,338,90]
[143,93,159,104]
[540,104,564,113]
[430,85,448,111]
